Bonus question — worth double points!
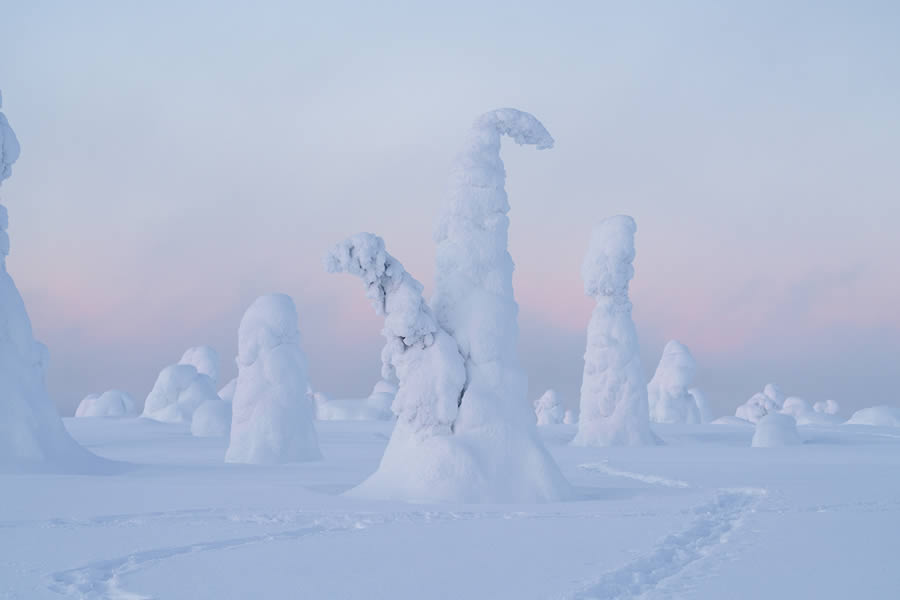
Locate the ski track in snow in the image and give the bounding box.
[568,463,766,600]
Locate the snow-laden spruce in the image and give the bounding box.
[142,363,220,424]
[534,389,564,425]
[0,93,99,471]
[752,413,802,447]
[179,346,219,383]
[648,340,702,424]
[735,383,784,424]
[326,109,570,502]
[75,390,137,418]
[574,216,656,446]
[226,294,320,464]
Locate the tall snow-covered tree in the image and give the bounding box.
[226,294,320,464]
[0,91,100,470]
[574,215,656,446]
[326,109,570,502]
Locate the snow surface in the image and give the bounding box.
[534,389,564,425]
[2,417,900,599]
[751,413,802,447]
[648,340,702,424]
[75,390,137,418]
[226,294,320,464]
[846,405,900,428]
[574,215,656,446]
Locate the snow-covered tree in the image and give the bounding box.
[648,340,701,424]
[325,109,570,502]
[574,215,656,446]
[534,389,564,426]
[179,345,219,383]
[226,294,320,464]
[75,390,137,418]
[735,383,784,424]
[142,363,219,424]
[814,399,840,415]
[0,92,99,470]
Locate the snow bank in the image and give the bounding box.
[226,294,320,464]
[534,390,564,426]
[752,413,802,447]
[191,399,231,438]
[327,111,571,503]
[574,216,656,446]
[1,93,99,471]
[179,346,219,383]
[75,390,137,418]
[648,341,701,424]
[142,363,219,424]
[846,406,900,428]
[735,384,784,424]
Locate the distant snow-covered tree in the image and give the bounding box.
[534,390,564,426]
[573,215,656,446]
[648,341,701,424]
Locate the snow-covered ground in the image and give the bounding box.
[2,418,899,599]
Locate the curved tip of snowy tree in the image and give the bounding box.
[473,108,554,150]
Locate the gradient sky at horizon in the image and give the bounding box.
[1,0,898,417]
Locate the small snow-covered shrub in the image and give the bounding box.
[845,406,900,428]
[191,399,231,438]
[752,413,801,447]
[648,341,701,424]
[780,396,812,419]
[574,215,656,446]
[534,390,564,426]
[735,384,784,423]
[142,364,219,424]
[226,294,320,464]
[75,390,137,418]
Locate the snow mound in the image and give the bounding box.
[191,399,231,438]
[142,364,219,424]
[814,399,840,415]
[75,390,137,418]
[845,406,900,428]
[574,216,656,446]
[752,413,802,447]
[328,111,571,504]
[1,93,100,472]
[218,378,236,403]
[648,340,701,424]
[226,294,320,464]
[534,390,564,426]
[179,346,219,383]
[735,384,784,423]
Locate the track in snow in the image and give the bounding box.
[567,462,766,600]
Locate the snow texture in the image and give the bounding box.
[179,345,219,384]
[846,406,900,428]
[218,378,237,403]
[574,215,656,446]
[648,340,702,424]
[191,399,231,438]
[326,110,570,502]
[735,384,784,424]
[142,363,220,424]
[752,413,802,447]
[75,390,137,418]
[534,389,564,426]
[226,294,320,464]
[0,93,98,471]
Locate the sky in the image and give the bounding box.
[1,0,898,417]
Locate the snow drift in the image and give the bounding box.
[75,390,137,418]
[326,110,570,502]
[0,92,100,471]
[648,340,702,424]
[226,294,320,464]
[846,406,900,428]
[534,390,564,426]
[574,215,656,446]
[752,413,802,447]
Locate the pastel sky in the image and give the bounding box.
[1,1,898,417]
